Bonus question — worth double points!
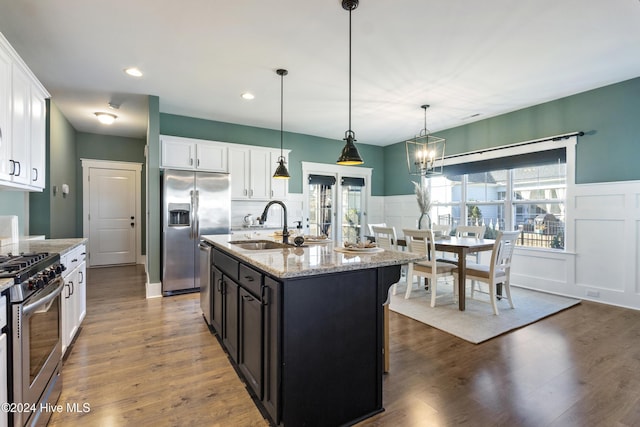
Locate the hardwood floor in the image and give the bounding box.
[49,265,640,426]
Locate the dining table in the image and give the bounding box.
[430,237,496,311]
[367,234,496,311]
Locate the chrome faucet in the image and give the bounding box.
[259,200,290,244]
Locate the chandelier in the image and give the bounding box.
[406,104,446,176]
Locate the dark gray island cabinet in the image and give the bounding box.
[203,236,422,427]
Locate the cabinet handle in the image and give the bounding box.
[65,283,71,299]
[197,158,200,167]
[261,286,269,305]
[217,278,223,292]
[221,279,227,295]
[32,168,38,182]
[79,271,84,284]
[71,258,78,263]
[243,275,254,282]
[14,161,21,176]
[244,189,247,196]
[271,190,274,197]
[250,189,253,197]
[9,160,15,176]
[242,294,254,302]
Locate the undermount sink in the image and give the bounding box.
[228,240,291,250]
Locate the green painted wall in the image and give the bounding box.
[159,114,385,195]
[0,191,28,235]
[76,132,147,252]
[147,96,161,284]
[384,77,640,195]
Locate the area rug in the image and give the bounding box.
[389,281,581,344]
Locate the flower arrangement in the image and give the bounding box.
[412,181,431,229]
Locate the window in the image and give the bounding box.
[430,161,566,249]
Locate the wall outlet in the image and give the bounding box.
[586,290,600,298]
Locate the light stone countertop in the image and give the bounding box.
[202,234,425,279]
[0,238,87,257]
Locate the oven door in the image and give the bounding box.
[13,278,64,425]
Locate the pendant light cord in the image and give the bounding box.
[348,7,352,134]
[280,71,284,157]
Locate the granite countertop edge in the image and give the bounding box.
[202,234,424,279]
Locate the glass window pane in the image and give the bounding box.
[430,175,461,203]
[514,163,566,201]
[466,170,507,202]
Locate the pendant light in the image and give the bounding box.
[405,104,446,176]
[337,0,364,165]
[273,68,291,179]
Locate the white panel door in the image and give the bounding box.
[89,168,137,265]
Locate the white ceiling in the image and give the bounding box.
[1,0,639,146]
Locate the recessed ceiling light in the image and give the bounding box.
[124,67,143,77]
[95,112,117,125]
[241,92,255,100]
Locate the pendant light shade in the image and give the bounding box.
[273,68,290,179]
[337,0,364,165]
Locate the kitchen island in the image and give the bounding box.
[201,234,423,427]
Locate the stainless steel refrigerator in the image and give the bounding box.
[162,169,230,295]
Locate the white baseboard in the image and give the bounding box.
[146,278,162,298]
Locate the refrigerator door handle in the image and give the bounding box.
[195,190,200,239]
[190,190,195,239]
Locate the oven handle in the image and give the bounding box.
[23,279,64,317]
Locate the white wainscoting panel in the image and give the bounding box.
[575,219,626,291]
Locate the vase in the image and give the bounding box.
[418,213,431,230]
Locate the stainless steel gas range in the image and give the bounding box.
[0,252,65,427]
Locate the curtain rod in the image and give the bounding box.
[444,131,584,161]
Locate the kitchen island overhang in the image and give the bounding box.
[201,234,423,427]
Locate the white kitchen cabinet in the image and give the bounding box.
[0,44,11,183]
[0,34,49,191]
[230,145,289,200]
[61,244,87,356]
[29,91,46,189]
[160,135,227,172]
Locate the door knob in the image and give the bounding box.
[130,223,135,227]
[131,216,134,220]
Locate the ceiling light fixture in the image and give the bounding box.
[336,0,364,166]
[241,92,255,100]
[406,105,446,176]
[95,112,117,125]
[124,67,143,77]
[273,69,290,179]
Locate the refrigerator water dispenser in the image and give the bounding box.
[168,203,191,226]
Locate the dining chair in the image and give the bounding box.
[372,225,402,295]
[455,230,520,315]
[402,228,457,306]
[367,222,388,236]
[455,225,486,239]
[431,223,451,237]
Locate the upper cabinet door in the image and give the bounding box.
[0,45,11,182]
[196,141,228,172]
[161,136,196,170]
[30,89,46,189]
[250,149,271,200]
[229,146,250,199]
[10,64,30,186]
